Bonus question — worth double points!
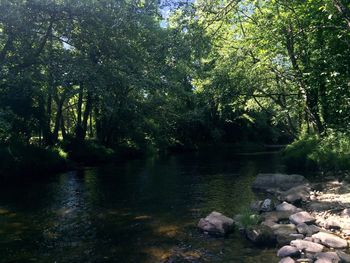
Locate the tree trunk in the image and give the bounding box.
[82,90,92,140]
[283,24,324,134]
[52,89,68,142]
[75,83,84,141]
[61,115,67,140]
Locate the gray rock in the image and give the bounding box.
[252,173,308,192]
[277,245,301,258]
[246,225,276,246]
[312,232,348,249]
[279,257,296,263]
[250,200,263,213]
[279,185,310,203]
[336,250,350,262]
[261,199,275,212]
[273,224,297,234]
[276,202,301,213]
[289,212,316,225]
[198,211,234,236]
[307,201,334,212]
[297,223,320,236]
[262,220,278,228]
[314,252,340,263]
[290,239,324,253]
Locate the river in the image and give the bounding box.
[0,150,282,262]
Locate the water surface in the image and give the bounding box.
[0,150,282,262]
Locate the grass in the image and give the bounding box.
[235,208,261,229]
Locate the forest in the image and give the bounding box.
[0,0,350,175]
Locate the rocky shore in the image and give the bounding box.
[198,173,350,263]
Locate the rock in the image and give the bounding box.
[252,173,308,192]
[279,185,311,203]
[262,220,278,228]
[279,257,296,263]
[290,212,316,225]
[198,211,234,236]
[277,245,301,258]
[290,239,324,253]
[276,202,301,213]
[307,201,334,212]
[277,233,304,246]
[297,223,320,236]
[261,199,275,212]
[273,224,297,234]
[250,200,263,213]
[263,211,295,223]
[246,225,276,246]
[336,250,350,263]
[342,231,350,240]
[314,252,340,263]
[312,232,348,249]
[341,209,350,218]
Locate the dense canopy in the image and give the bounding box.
[0,0,349,165]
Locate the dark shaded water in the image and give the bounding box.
[0,150,283,263]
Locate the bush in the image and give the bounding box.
[62,139,115,165]
[0,144,67,177]
[283,131,350,172]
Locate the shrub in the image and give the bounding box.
[0,144,67,177]
[63,139,115,165]
[283,130,350,172]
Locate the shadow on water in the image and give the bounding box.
[0,150,283,262]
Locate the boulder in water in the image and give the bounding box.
[245,225,276,246]
[198,211,234,236]
[277,245,300,258]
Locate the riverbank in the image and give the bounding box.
[198,173,350,262]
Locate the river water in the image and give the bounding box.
[0,150,283,262]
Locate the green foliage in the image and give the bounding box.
[283,135,319,171]
[0,144,67,177]
[284,131,350,172]
[236,209,261,229]
[0,0,349,175]
[63,140,115,165]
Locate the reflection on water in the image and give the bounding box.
[0,151,282,262]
